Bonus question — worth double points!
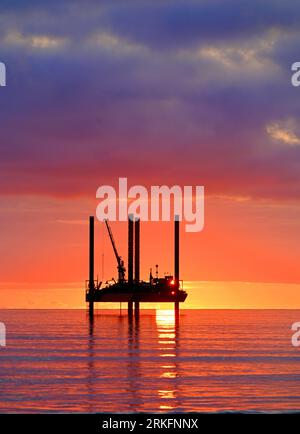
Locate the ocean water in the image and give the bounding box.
[0,309,300,413]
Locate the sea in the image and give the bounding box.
[0,309,300,413]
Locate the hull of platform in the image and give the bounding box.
[86,290,187,303]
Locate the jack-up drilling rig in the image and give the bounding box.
[85,216,187,317]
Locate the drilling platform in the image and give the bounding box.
[85,215,187,317]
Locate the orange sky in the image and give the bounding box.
[1,194,300,308]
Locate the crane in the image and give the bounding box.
[104,220,126,283]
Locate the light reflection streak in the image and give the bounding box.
[155,309,181,410]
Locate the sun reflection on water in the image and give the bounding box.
[156,309,176,327]
[155,309,179,410]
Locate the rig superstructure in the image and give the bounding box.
[85,215,187,317]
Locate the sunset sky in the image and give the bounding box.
[1,1,300,308]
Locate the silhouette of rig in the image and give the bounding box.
[85,215,187,317]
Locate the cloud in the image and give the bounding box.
[88,31,147,55]
[3,31,68,50]
[99,0,300,50]
[192,30,279,73]
[0,0,300,202]
[266,119,300,146]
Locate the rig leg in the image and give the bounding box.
[89,301,94,318]
[128,301,133,317]
[175,301,179,319]
[134,302,140,318]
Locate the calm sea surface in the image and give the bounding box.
[1,309,300,413]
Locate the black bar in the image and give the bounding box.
[0,413,295,433]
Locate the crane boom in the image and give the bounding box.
[104,220,126,283]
